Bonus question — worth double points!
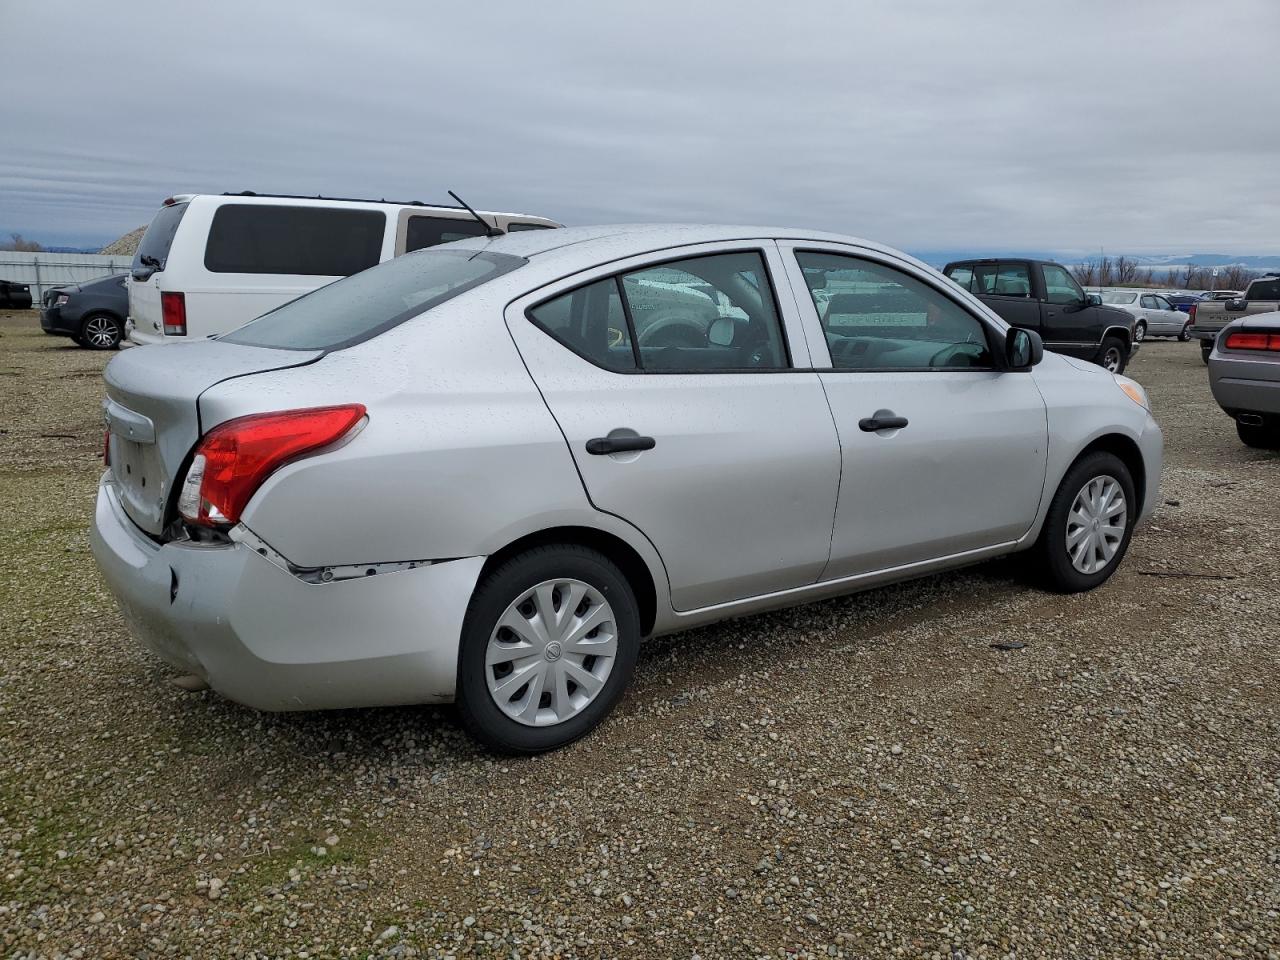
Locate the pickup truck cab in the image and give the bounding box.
[943,258,1137,373]
[1189,276,1280,363]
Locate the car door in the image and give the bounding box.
[1038,263,1099,358]
[504,242,841,611]
[1150,295,1183,335]
[780,244,1048,579]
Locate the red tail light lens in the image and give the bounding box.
[1188,303,1197,322]
[178,405,366,527]
[1224,331,1280,351]
[161,291,187,336]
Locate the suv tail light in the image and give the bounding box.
[161,291,187,336]
[178,405,366,527]
[1224,331,1280,351]
[1187,303,1197,323]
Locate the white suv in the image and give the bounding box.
[127,192,559,344]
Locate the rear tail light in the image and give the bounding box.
[1223,331,1280,351]
[178,405,366,527]
[1188,303,1197,322]
[161,292,187,336]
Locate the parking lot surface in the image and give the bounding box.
[1,313,1277,959]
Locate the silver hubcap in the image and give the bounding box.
[85,316,117,347]
[1103,348,1122,372]
[1065,475,1127,574]
[1135,324,1145,342]
[485,578,617,727]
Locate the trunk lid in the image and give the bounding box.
[103,340,322,535]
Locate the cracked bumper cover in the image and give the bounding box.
[90,474,484,711]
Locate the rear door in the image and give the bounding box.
[786,244,1047,578]
[505,241,841,611]
[948,261,1041,331]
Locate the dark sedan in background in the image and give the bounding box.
[40,273,128,349]
[1,279,33,309]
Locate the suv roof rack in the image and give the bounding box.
[220,190,463,209]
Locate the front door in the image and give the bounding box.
[783,245,1048,579]
[505,243,841,611]
[1038,262,1099,356]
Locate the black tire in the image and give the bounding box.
[1201,343,1212,364]
[1236,420,1280,449]
[1133,321,1146,343]
[79,313,122,350]
[1178,320,1192,342]
[1029,451,1137,593]
[456,544,640,754]
[1097,336,1127,375]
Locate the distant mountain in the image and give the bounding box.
[42,245,103,254]
[907,249,1280,271]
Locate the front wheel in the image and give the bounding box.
[80,313,122,350]
[1029,451,1136,593]
[1133,321,1146,343]
[1098,336,1127,374]
[456,545,640,753]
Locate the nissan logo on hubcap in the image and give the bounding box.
[544,641,563,662]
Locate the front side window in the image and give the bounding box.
[796,252,993,370]
[1102,291,1138,305]
[1154,296,1173,310]
[1140,295,1158,309]
[204,205,386,276]
[405,215,489,251]
[1041,263,1085,305]
[221,249,524,351]
[528,251,789,372]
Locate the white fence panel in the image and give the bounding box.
[0,252,133,305]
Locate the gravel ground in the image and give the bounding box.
[1,313,1277,960]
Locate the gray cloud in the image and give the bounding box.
[4,0,1279,253]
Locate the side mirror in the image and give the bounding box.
[707,315,736,347]
[1085,293,1102,306]
[1225,298,1247,312]
[1006,327,1043,369]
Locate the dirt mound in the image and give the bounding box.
[99,226,146,257]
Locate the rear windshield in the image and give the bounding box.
[1248,279,1280,300]
[132,203,188,278]
[221,249,526,351]
[205,204,386,276]
[1101,291,1138,304]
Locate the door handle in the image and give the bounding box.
[586,435,656,455]
[858,415,908,432]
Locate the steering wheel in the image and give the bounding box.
[638,313,708,349]
[928,341,978,368]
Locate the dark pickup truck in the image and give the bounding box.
[942,258,1138,374]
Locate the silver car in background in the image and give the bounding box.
[1208,311,1280,448]
[1098,290,1192,341]
[91,225,1163,752]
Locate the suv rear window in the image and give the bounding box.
[132,202,188,279]
[221,249,525,351]
[405,215,489,251]
[204,205,386,276]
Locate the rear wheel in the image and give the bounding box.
[1201,342,1213,364]
[1236,420,1280,449]
[1178,320,1192,342]
[1098,336,1127,374]
[1030,451,1136,593]
[456,545,640,753]
[1133,321,1146,343]
[80,313,122,350]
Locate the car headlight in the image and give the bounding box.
[55,294,69,306]
[1114,374,1149,411]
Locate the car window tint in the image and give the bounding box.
[945,265,974,292]
[796,252,993,371]
[1250,279,1280,299]
[528,278,635,371]
[1041,263,1085,305]
[204,205,386,276]
[405,216,489,251]
[993,262,1032,297]
[132,202,188,277]
[222,249,524,351]
[618,252,788,371]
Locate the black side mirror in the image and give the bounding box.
[1085,293,1102,306]
[1006,327,1043,369]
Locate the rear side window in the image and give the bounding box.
[945,265,974,291]
[132,202,188,278]
[404,215,489,251]
[529,279,635,371]
[221,249,525,351]
[204,205,385,276]
[1249,279,1280,299]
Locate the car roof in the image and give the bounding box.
[448,223,920,273]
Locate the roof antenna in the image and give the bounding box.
[448,190,503,237]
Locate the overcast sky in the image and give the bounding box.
[3,0,1278,254]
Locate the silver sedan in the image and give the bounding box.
[1098,290,1192,341]
[91,225,1163,752]
[1208,312,1280,448]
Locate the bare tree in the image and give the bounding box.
[0,233,43,252]
[1072,259,1098,287]
[1222,265,1256,291]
